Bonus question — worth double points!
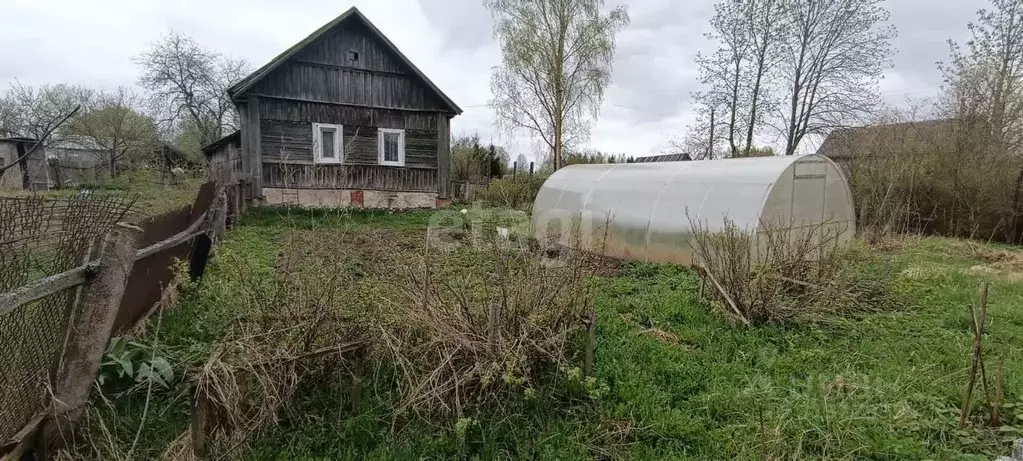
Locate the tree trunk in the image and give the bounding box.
[1010,161,1023,243]
[745,59,767,156]
[708,107,717,159]
[728,60,741,157]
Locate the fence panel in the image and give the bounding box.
[0,194,135,443]
[113,182,216,333]
[451,181,489,203]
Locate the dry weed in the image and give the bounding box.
[688,215,893,324]
[378,239,605,420]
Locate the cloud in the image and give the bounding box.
[0,0,980,161]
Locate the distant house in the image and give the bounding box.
[204,6,462,209]
[47,139,109,187]
[815,119,959,175]
[0,138,48,191]
[633,153,692,163]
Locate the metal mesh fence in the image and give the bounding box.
[0,193,135,443]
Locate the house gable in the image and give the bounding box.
[229,7,460,114]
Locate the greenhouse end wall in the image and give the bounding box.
[530,154,855,265]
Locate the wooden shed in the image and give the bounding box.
[0,138,49,191]
[208,6,462,209]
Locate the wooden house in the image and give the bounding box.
[205,6,461,209]
[0,137,49,191]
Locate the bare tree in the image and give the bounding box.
[942,0,1023,240]
[487,0,629,171]
[695,0,752,157]
[0,81,92,143]
[70,87,161,176]
[943,0,1023,151]
[673,101,725,160]
[776,0,896,156]
[742,0,783,156]
[694,0,783,158]
[0,106,80,176]
[135,31,249,146]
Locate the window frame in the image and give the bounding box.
[377,128,406,167]
[312,123,343,164]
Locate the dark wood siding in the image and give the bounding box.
[239,15,454,197]
[260,118,437,168]
[249,62,447,111]
[263,163,437,192]
[259,98,439,129]
[294,20,404,73]
[249,19,447,111]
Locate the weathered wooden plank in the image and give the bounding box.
[262,162,438,192]
[292,20,405,74]
[260,118,438,169]
[135,211,209,260]
[248,95,263,198]
[437,115,451,198]
[0,265,93,316]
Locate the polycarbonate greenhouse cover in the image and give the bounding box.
[530,154,855,265]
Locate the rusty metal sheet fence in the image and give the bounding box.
[0,193,136,443]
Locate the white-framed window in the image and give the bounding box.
[378,128,405,166]
[312,123,343,164]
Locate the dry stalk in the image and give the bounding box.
[379,234,605,420]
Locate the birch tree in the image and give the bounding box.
[776,0,896,156]
[487,0,629,171]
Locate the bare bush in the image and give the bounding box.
[476,175,547,210]
[159,230,368,459]
[688,215,891,324]
[378,240,601,420]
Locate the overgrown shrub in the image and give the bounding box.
[688,216,895,324]
[846,113,1021,244]
[476,175,547,210]
[378,239,601,419]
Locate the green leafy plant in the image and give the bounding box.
[98,337,174,389]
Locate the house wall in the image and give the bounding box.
[247,21,447,112]
[0,141,48,190]
[235,14,454,207]
[252,65,448,196]
[0,142,21,189]
[207,143,243,185]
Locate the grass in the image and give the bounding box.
[0,170,205,220]
[78,211,1023,460]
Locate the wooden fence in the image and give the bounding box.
[0,183,227,457]
[451,180,489,203]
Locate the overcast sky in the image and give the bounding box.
[1,0,979,159]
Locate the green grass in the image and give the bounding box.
[0,170,205,219]
[84,214,1023,460]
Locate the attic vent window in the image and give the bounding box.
[348,50,360,64]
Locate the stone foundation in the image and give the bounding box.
[262,188,438,210]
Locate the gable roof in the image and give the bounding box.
[201,130,241,157]
[228,7,462,115]
[633,153,692,163]
[815,119,958,161]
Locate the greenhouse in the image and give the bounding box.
[530,154,855,265]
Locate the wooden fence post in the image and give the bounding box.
[583,305,596,377]
[213,191,228,239]
[351,348,365,412]
[43,226,139,444]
